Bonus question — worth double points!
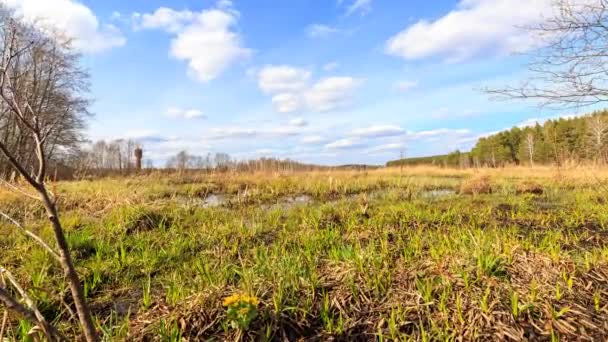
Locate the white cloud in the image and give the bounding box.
[325,138,365,150]
[517,113,579,128]
[394,80,419,92]
[307,24,341,38]
[208,124,303,140]
[216,0,234,10]
[165,107,205,119]
[304,77,364,112]
[366,143,404,154]
[4,0,126,53]
[256,65,363,113]
[406,128,471,140]
[323,62,340,72]
[209,127,258,140]
[351,125,405,138]
[269,126,301,137]
[289,117,308,127]
[517,118,546,128]
[147,137,212,159]
[123,129,167,142]
[344,0,373,16]
[254,148,278,155]
[137,7,194,33]
[110,11,122,21]
[135,1,251,82]
[272,93,302,113]
[257,65,311,94]
[386,0,553,62]
[301,135,327,144]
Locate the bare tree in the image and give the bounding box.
[123,139,135,170]
[526,133,535,166]
[176,150,189,170]
[487,0,608,108]
[587,115,608,162]
[0,12,98,342]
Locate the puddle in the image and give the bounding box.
[172,194,228,208]
[290,195,313,204]
[201,194,227,208]
[263,194,313,210]
[420,189,456,199]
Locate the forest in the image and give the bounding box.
[388,110,608,168]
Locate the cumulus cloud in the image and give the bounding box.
[304,77,363,112]
[257,65,311,94]
[257,65,363,113]
[289,117,308,127]
[135,7,194,33]
[272,93,301,113]
[134,1,251,82]
[325,138,365,150]
[386,0,553,62]
[351,125,405,138]
[165,107,205,119]
[4,0,126,53]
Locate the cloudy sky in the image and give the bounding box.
[4,0,574,165]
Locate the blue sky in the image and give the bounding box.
[5,0,572,165]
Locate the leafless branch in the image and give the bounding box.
[0,268,67,341]
[0,211,60,260]
[486,0,608,109]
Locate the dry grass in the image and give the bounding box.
[516,180,545,195]
[460,175,492,194]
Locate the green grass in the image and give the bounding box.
[0,169,607,340]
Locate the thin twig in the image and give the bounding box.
[0,267,47,328]
[0,179,40,201]
[0,286,67,341]
[0,211,60,261]
[0,308,7,341]
[0,273,7,340]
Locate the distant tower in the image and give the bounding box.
[134,147,143,171]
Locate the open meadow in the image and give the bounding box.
[1,166,608,340]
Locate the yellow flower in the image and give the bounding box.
[222,293,260,307]
[223,294,241,307]
[247,296,260,306]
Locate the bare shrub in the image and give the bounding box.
[516,181,544,195]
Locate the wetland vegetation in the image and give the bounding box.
[2,167,607,340]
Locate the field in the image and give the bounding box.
[1,166,608,341]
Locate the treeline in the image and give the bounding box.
[165,150,328,173]
[77,139,145,170]
[388,110,608,168]
[470,110,608,166]
[386,152,469,168]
